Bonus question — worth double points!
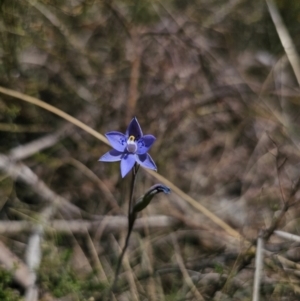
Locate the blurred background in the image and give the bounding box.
[1,0,300,300]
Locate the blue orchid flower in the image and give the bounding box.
[99,117,157,177]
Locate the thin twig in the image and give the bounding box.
[24,212,47,301]
[25,188,59,300]
[252,234,264,301]
[274,230,300,243]
[263,177,300,241]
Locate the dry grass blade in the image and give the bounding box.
[266,0,300,86]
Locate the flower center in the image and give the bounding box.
[127,135,137,153]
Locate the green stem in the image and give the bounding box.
[128,163,139,216]
[112,163,139,290]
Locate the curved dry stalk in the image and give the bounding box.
[0,86,108,144]
[0,86,241,241]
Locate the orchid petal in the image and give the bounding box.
[136,153,157,171]
[99,149,122,162]
[126,117,143,140]
[136,135,156,155]
[120,153,136,177]
[105,131,127,152]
